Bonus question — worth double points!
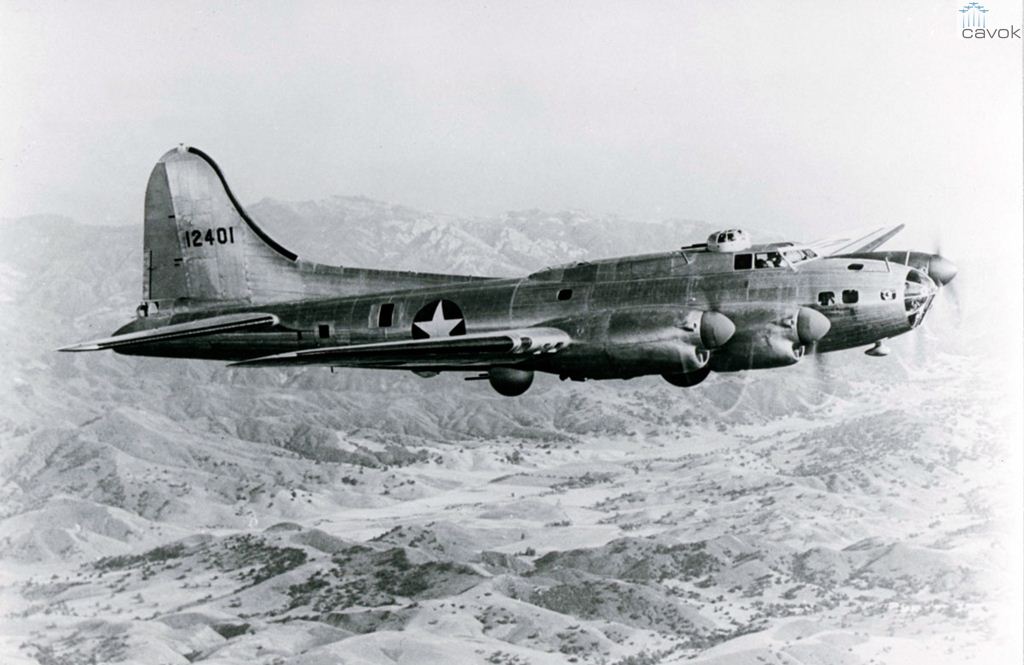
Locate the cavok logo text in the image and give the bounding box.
[959,2,1021,38]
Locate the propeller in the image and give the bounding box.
[707,369,752,416]
[900,232,961,366]
[704,340,754,415]
[929,236,963,327]
[798,341,840,410]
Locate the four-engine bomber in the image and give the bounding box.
[61,146,957,396]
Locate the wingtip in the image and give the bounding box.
[57,343,102,352]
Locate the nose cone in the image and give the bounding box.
[699,311,736,349]
[928,256,958,286]
[797,307,831,344]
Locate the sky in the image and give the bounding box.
[1,1,1021,257]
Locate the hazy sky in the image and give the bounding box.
[1,1,1021,253]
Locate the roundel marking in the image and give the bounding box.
[411,299,466,339]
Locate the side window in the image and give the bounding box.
[378,303,394,327]
[557,288,573,301]
[818,291,835,306]
[880,289,896,301]
[842,289,859,304]
[734,254,753,270]
[318,324,331,339]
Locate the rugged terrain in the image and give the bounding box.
[0,202,1016,664]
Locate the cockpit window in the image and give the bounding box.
[754,251,783,269]
[818,291,835,306]
[734,254,753,270]
[781,248,817,265]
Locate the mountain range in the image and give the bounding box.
[0,198,1014,664]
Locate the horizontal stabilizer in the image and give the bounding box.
[58,313,279,352]
[229,327,572,370]
[809,224,905,257]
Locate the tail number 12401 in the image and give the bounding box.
[184,227,235,248]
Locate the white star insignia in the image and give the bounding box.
[413,301,463,338]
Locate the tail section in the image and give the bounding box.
[143,145,300,307]
[140,145,487,314]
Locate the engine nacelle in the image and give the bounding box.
[488,367,534,396]
[606,339,712,376]
[603,309,734,350]
[713,307,831,371]
[539,307,734,380]
[600,309,734,378]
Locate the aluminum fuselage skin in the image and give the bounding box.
[114,247,923,378]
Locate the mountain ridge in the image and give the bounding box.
[0,197,1011,664]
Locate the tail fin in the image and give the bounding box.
[141,145,486,313]
[143,145,301,307]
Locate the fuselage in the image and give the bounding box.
[114,244,935,379]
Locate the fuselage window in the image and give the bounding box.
[818,291,836,306]
[734,254,753,270]
[318,324,331,339]
[880,289,897,301]
[378,303,395,327]
[557,288,573,301]
[842,289,859,304]
[754,251,783,269]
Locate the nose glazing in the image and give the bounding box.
[904,268,937,327]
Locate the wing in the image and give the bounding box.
[229,327,572,371]
[807,224,905,257]
[58,312,279,352]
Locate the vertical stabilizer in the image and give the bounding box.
[143,145,299,308]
